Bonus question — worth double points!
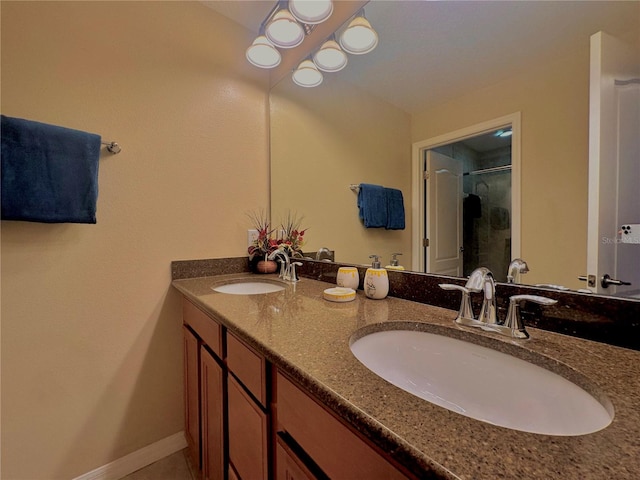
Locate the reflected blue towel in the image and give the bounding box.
[385,187,405,230]
[1,115,101,223]
[357,183,387,228]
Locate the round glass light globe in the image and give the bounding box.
[292,60,324,87]
[313,40,348,72]
[266,10,305,48]
[289,0,333,24]
[246,36,281,68]
[339,17,378,55]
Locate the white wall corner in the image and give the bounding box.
[72,431,187,480]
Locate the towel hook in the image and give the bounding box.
[102,141,121,154]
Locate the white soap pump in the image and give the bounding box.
[385,253,405,271]
[364,255,389,300]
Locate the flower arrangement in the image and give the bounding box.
[247,210,307,262]
[278,211,307,257]
[247,210,277,262]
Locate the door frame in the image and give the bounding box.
[410,112,522,272]
[587,31,640,295]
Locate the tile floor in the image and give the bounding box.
[120,449,198,480]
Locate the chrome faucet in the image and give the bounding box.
[507,258,529,284]
[315,247,333,262]
[268,249,303,282]
[439,267,493,327]
[268,249,290,280]
[440,267,557,339]
[466,267,498,326]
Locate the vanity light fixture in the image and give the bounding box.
[339,10,378,55]
[312,36,348,72]
[245,1,378,88]
[246,35,282,69]
[289,0,333,25]
[265,8,305,48]
[292,59,324,87]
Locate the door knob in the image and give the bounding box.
[601,274,631,288]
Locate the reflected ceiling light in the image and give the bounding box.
[265,9,305,48]
[339,11,378,55]
[292,59,323,87]
[289,0,333,25]
[246,35,281,69]
[495,129,513,137]
[312,38,347,72]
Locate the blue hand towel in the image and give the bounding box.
[385,187,405,230]
[1,115,101,223]
[357,183,387,228]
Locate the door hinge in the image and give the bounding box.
[423,238,430,247]
[423,171,430,180]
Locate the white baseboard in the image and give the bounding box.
[72,431,188,480]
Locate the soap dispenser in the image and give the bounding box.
[364,255,389,300]
[385,253,405,271]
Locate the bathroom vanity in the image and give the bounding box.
[172,260,640,479]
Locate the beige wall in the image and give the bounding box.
[1,2,269,479]
[271,75,412,266]
[412,49,591,288]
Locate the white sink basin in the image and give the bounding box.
[350,329,613,436]
[212,281,285,295]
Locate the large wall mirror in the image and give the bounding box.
[270,1,639,297]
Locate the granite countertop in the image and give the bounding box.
[173,273,640,479]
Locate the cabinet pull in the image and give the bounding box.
[276,432,329,480]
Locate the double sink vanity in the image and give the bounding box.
[172,257,640,479]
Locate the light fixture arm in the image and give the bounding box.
[259,0,287,32]
[260,1,316,36]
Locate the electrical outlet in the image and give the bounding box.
[247,229,259,248]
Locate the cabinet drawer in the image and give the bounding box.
[228,375,269,480]
[227,332,267,407]
[183,298,222,357]
[276,372,408,480]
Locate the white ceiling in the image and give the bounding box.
[202,1,639,114]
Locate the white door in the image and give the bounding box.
[426,150,463,276]
[587,31,640,296]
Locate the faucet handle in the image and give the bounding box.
[289,262,303,282]
[503,294,558,339]
[439,284,476,326]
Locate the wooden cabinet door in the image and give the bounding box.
[201,347,224,480]
[228,375,268,480]
[183,326,200,467]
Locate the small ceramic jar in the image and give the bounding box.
[336,267,359,290]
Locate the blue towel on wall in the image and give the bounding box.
[357,183,387,228]
[1,115,101,223]
[385,187,405,230]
